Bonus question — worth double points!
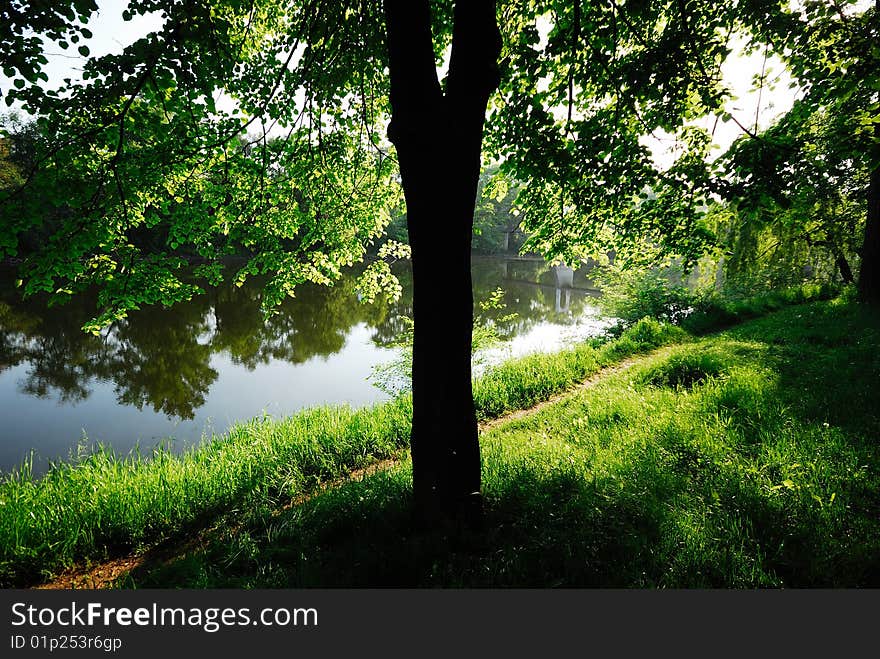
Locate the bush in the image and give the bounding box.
[593,263,841,336]
[681,282,840,334]
[594,265,697,327]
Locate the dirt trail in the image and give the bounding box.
[478,353,652,432]
[35,348,665,590]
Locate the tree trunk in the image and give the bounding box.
[383,0,501,519]
[835,250,855,285]
[858,122,880,304]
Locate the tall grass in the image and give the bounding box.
[0,317,682,587]
[593,261,840,336]
[473,318,686,419]
[681,282,841,334]
[124,299,878,588]
[0,287,846,587]
[0,400,413,587]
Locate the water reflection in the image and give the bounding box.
[471,258,602,339]
[0,258,606,472]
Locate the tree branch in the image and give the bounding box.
[383,0,443,145]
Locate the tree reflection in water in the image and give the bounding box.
[0,258,604,469]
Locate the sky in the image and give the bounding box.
[2,0,809,169]
[24,2,165,90]
[644,35,797,169]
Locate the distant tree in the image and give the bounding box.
[726,0,879,299]
[472,167,523,254]
[381,166,522,254]
[722,99,866,288]
[0,138,22,191]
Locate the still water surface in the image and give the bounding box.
[0,258,611,473]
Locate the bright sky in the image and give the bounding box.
[643,35,798,169]
[26,2,165,90]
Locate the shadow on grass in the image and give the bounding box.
[121,448,878,588]
[724,299,880,438]
[119,300,880,588]
[119,466,673,588]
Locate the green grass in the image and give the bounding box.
[681,282,839,335]
[473,317,686,419]
[0,401,414,587]
[116,298,880,588]
[4,292,877,588]
[0,317,682,587]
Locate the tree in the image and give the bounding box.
[5,0,860,517]
[729,0,879,300]
[721,98,867,288]
[381,0,501,517]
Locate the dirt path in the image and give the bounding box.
[478,352,653,432]
[35,348,665,590]
[34,458,402,590]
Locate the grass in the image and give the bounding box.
[117,297,880,588]
[680,282,839,335]
[0,317,682,587]
[3,288,876,588]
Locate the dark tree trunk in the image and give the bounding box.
[383,0,501,518]
[858,123,880,304]
[836,250,855,285]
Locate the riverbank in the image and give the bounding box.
[121,296,879,588]
[0,317,683,587]
[0,255,607,474]
[0,283,852,587]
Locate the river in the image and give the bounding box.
[0,257,612,473]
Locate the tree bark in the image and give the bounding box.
[858,121,880,304]
[383,0,501,519]
[836,250,855,285]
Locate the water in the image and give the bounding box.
[0,257,610,473]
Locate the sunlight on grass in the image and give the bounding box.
[0,316,682,586]
[116,298,879,588]
[2,294,877,588]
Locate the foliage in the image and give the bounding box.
[721,100,868,288]
[367,315,413,397]
[594,258,841,336]
[680,281,840,334]
[486,0,747,269]
[473,286,518,352]
[1,0,98,89]
[2,0,405,331]
[355,240,411,303]
[472,167,524,254]
[1,0,878,531]
[593,262,703,327]
[380,166,525,255]
[7,0,867,330]
[720,0,878,290]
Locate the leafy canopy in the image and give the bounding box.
[3,0,873,328]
